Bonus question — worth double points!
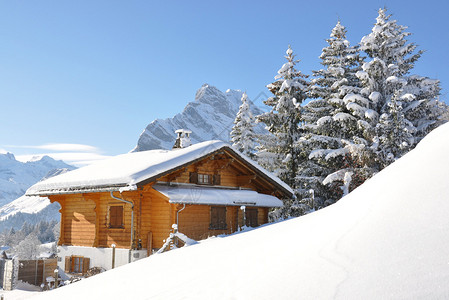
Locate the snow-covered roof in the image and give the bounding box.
[154,185,283,207]
[26,140,293,197]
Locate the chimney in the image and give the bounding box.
[173,129,192,149]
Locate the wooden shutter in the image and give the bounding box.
[213,174,221,185]
[210,207,218,229]
[189,172,198,184]
[110,206,123,228]
[82,257,90,275]
[245,208,258,227]
[210,207,227,229]
[217,207,226,229]
[65,256,72,273]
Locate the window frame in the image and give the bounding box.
[65,255,90,275]
[198,173,211,185]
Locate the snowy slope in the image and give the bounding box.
[31,123,449,299]
[0,153,75,207]
[0,195,52,221]
[133,84,265,151]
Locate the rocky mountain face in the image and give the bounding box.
[133,84,266,151]
[0,153,75,207]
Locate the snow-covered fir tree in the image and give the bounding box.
[14,233,40,259]
[0,220,59,258]
[257,46,309,188]
[257,46,309,218]
[375,91,414,164]
[230,92,257,158]
[358,8,447,166]
[298,21,377,209]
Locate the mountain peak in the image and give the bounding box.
[133,84,265,152]
[194,83,225,103]
[0,152,16,161]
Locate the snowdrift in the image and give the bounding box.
[32,123,449,299]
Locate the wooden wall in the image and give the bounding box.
[60,194,96,246]
[140,188,174,250]
[96,192,137,249]
[177,205,239,241]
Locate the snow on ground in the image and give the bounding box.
[27,123,449,299]
[1,281,40,300]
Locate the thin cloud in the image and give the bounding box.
[6,143,99,152]
[16,152,112,167]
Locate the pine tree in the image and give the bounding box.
[257,46,309,189]
[358,8,446,165]
[298,21,377,208]
[230,92,257,158]
[14,233,40,259]
[376,91,414,165]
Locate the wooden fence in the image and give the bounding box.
[18,259,57,287]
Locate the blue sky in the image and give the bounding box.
[1,0,448,165]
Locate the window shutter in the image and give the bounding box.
[110,206,124,228]
[82,257,90,275]
[189,172,198,184]
[117,207,123,226]
[245,209,259,227]
[65,256,71,273]
[213,174,221,185]
[210,207,218,228]
[210,206,227,230]
[218,207,226,229]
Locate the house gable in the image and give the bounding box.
[149,148,291,200]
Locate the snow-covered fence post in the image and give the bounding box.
[240,206,246,229]
[53,268,58,289]
[2,258,17,291]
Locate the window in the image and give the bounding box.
[65,255,90,274]
[245,208,259,227]
[190,172,220,185]
[109,206,124,228]
[198,173,210,184]
[210,206,227,230]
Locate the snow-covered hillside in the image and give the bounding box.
[0,195,53,221]
[0,153,74,207]
[133,84,265,151]
[31,123,449,299]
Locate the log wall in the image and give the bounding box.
[61,195,96,247]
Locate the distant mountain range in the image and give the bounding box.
[0,153,75,228]
[0,153,74,207]
[133,84,265,151]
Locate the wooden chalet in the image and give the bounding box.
[26,135,293,274]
